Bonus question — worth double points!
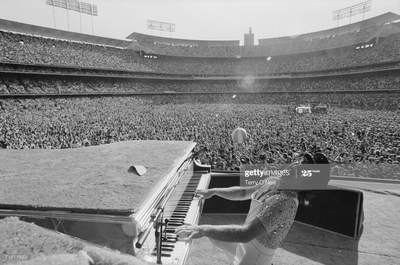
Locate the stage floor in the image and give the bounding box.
[187,181,400,265]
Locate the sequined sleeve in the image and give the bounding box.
[256,196,295,233]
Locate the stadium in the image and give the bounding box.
[0,1,400,265]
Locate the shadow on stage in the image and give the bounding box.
[279,221,360,265]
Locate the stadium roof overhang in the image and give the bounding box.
[0,19,132,48]
[259,12,400,44]
[126,32,240,47]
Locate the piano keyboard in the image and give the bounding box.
[139,169,210,265]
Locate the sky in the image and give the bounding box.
[0,0,399,44]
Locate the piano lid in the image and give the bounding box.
[0,140,196,213]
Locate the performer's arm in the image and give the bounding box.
[176,197,296,243]
[176,217,266,243]
[196,184,260,201]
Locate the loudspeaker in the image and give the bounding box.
[295,185,364,239]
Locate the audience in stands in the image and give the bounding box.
[1,95,399,180]
[0,72,399,94]
[1,29,400,76]
[1,26,400,180]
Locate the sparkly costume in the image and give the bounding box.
[210,185,299,265]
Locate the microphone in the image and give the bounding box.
[186,148,207,161]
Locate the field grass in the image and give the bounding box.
[0,217,151,265]
[0,141,193,212]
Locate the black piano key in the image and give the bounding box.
[174,208,189,212]
[171,217,186,220]
[167,221,184,225]
[169,222,184,226]
[173,209,189,212]
[172,212,187,215]
[151,253,172,257]
[168,223,183,227]
[169,221,184,224]
[173,209,188,212]
[168,225,183,228]
[154,247,174,252]
[169,218,184,221]
[171,215,187,218]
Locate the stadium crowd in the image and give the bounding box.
[1,29,400,76]
[137,24,384,57]
[0,71,399,94]
[1,25,400,181]
[1,94,399,180]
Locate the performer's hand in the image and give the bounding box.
[175,224,204,240]
[194,189,214,201]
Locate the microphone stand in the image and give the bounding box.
[153,200,170,264]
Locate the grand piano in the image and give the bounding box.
[0,140,211,264]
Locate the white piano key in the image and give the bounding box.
[138,171,210,265]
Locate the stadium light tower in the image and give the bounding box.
[333,0,372,27]
[147,20,175,37]
[46,0,98,35]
